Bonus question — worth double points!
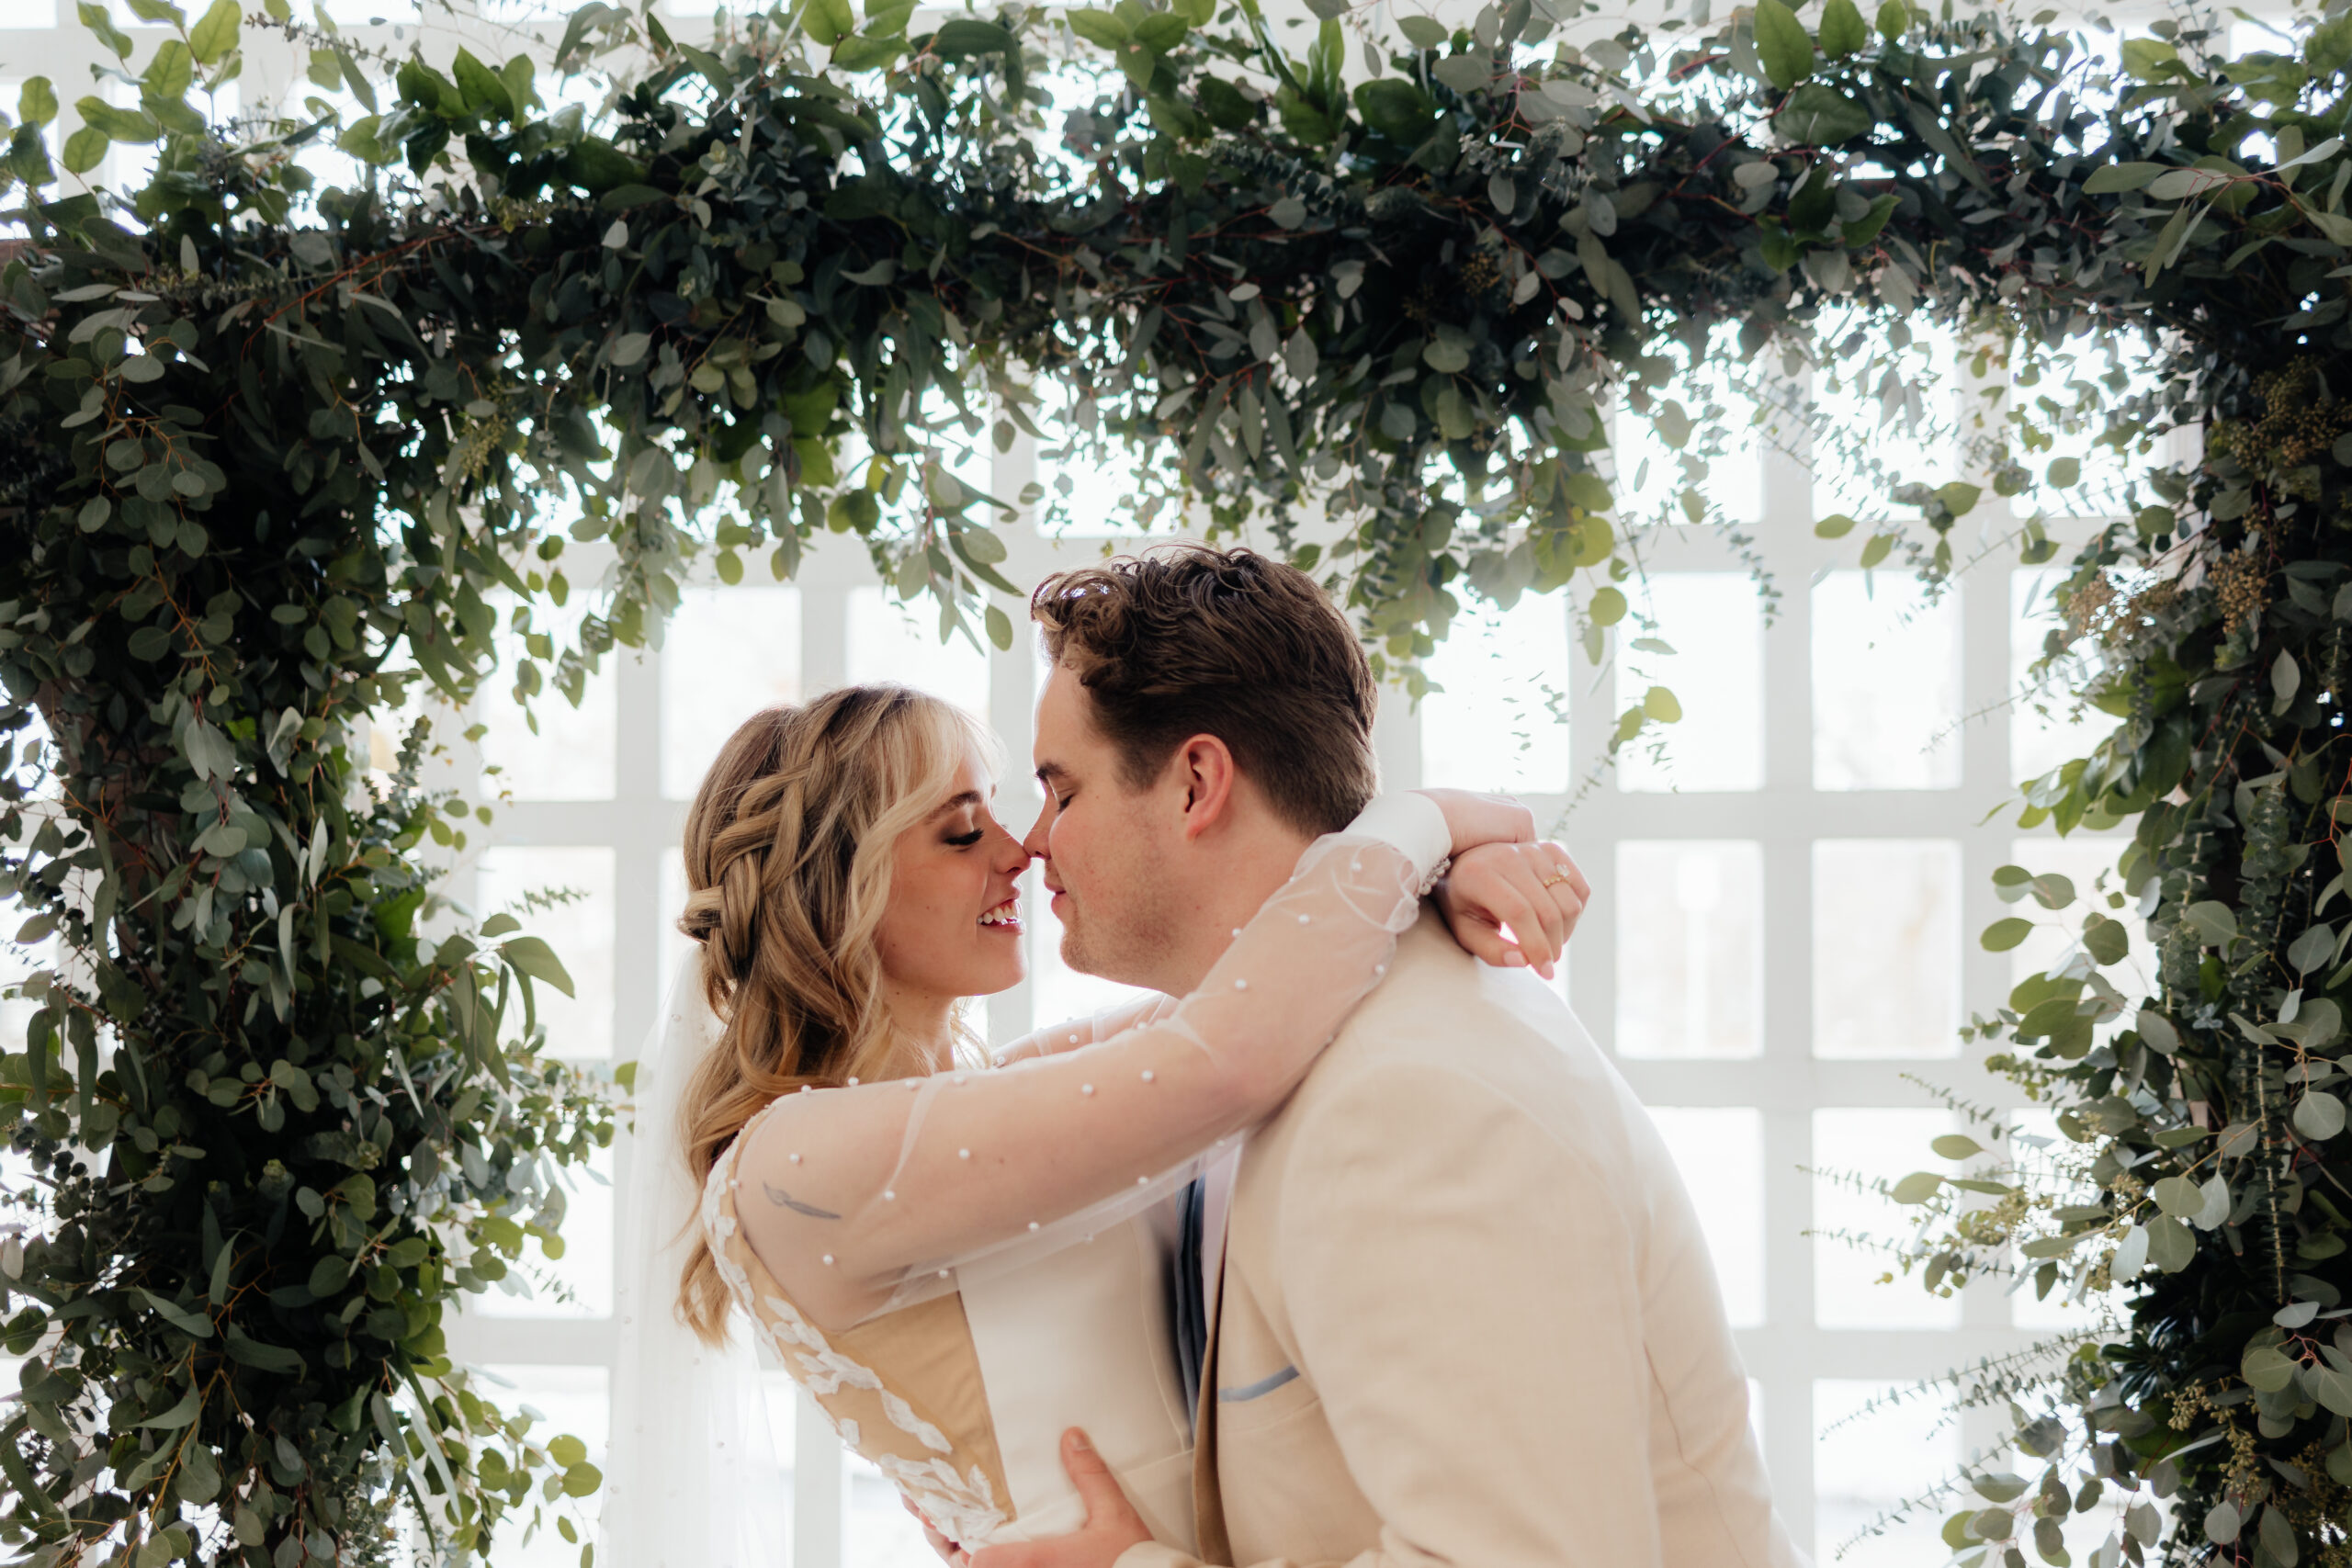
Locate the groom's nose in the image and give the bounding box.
[1020,797,1053,860]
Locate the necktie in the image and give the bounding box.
[1172,1175,1209,1432]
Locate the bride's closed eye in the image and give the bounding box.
[945,825,985,848]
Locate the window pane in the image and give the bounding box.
[1036,444,1152,536]
[315,0,418,18]
[2012,338,2163,513]
[479,846,616,1060]
[0,95,54,231]
[1617,574,1765,793]
[660,849,694,999]
[1418,596,1570,794]
[482,595,617,801]
[2007,835,2146,991]
[1814,1109,1960,1328]
[662,587,803,800]
[473,1143,615,1318]
[2011,568,2118,786]
[1615,841,1762,1060]
[753,1371,804,1540]
[1647,1109,1765,1327]
[759,1370,804,1470]
[1811,332,1960,519]
[478,1364,609,1568]
[846,586,992,720]
[1813,572,1962,791]
[1813,840,1960,1059]
[850,1449,943,1568]
[482,1362,608,1449]
[366,685,430,783]
[1616,368,1764,525]
[1814,1378,1960,1567]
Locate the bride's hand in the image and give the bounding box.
[1410,787,1536,856]
[1433,841,1589,981]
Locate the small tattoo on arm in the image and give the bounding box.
[762,1181,842,1220]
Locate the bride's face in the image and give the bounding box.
[873,752,1032,1010]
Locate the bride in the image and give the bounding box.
[598,682,1586,1564]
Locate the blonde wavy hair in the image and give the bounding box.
[673,684,991,1342]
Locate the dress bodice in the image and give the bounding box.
[703,1115,1016,1546]
[701,1127,1199,1551]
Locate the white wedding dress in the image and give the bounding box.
[598,795,1453,1563]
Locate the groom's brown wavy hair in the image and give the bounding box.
[1032,545,1379,834]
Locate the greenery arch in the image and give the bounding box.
[6,0,2352,1562]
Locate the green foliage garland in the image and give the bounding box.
[12,0,2352,1562]
[0,212,621,1564]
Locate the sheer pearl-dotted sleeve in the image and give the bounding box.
[988,992,1176,1069]
[719,797,1449,1331]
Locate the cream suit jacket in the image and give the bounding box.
[1117,909,1807,1568]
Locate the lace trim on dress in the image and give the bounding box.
[700,1100,1011,1545]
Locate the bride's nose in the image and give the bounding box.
[988,819,1032,874]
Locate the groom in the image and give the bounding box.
[985,545,1803,1568]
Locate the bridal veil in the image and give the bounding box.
[600,962,787,1568]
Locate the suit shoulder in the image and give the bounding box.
[1270,921,1656,1173]
[1322,918,1596,1077]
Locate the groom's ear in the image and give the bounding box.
[1170,734,1239,842]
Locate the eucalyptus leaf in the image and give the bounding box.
[1892,1170,1944,1204]
[2295,1091,2346,1142]
[2146,1215,2195,1272]
[2243,1342,2298,1393]
[499,935,577,998]
[1779,84,1869,143]
[1753,0,1815,89]
[1817,0,1868,56]
[2150,1175,2202,1218]
[1981,917,2032,952]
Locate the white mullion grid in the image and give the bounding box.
[1544,361,2106,1553]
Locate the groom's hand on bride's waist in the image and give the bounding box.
[965,1429,1152,1568]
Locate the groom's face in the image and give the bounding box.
[1023,658,1182,989]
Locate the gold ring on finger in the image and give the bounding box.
[1539,870,1572,889]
